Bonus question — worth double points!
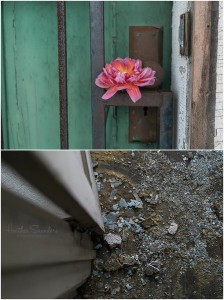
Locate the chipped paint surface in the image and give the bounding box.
[215,1,223,149]
[171,1,192,149]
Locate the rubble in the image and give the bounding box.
[103,254,123,271]
[145,261,160,276]
[141,213,161,228]
[111,284,120,295]
[147,194,159,205]
[104,233,122,249]
[119,198,128,208]
[78,151,223,299]
[125,283,133,290]
[109,189,117,200]
[127,199,143,208]
[109,178,123,188]
[94,243,103,250]
[168,222,178,235]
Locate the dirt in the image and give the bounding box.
[77,151,223,299]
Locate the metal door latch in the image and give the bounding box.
[179,12,191,56]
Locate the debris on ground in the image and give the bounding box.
[104,233,122,249]
[168,222,178,235]
[145,261,160,276]
[77,151,223,299]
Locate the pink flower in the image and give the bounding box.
[95,57,156,102]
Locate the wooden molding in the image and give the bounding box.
[190,1,219,149]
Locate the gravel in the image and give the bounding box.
[77,151,223,299]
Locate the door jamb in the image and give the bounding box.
[190,1,219,149]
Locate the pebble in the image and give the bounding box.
[92,269,99,276]
[104,272,111,279]
[123,208,135,217]
[140,278,146,286]
[113,204,120,211]
[145,261,160,276]
[97,182,101,191]
[104,233,122,248]
[133,192,143,203]
[111,285,120,295]
[118,254,137,266]
[94,243,103,250]
[119,198,128,208]
[105,283,111,292]
[106,212,119,223]
[125,283,133,290]
[109,189,117,200]
[149,195,159,205]
[108,224,115,230]
[139,254,148,262]
[168,222,178,235]
[134,224,143,233]
[110,178,123,188]
[104,254,123,271]
[128,199,143,209]
[149,241,160,252]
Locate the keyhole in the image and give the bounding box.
[143,107,148,116]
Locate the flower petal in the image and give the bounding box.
[95,73,111,88]
[124,57,135,72]
[126,86,141,103]
[102,87,118,100]
[111,59,126,72]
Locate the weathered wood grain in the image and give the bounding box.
[190,1,219,149]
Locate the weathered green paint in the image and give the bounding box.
[66,1,92,149]
[1,1,172,149]
[1,6,9,149]
[105,1,172,149]
[2,1,60,149]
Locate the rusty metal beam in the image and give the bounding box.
[104,91,165,107]
[57,1,68,149]
[104,91,173,148]
[90,1,105,149]
[159,92,173,149]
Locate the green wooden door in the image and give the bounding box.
[1,1,172,149]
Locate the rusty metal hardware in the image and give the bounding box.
[129,107,158,143]
[89,7,173,149]
[129,26,164,87]
[179,12,191,56]
[57,1,68,149]
[129,26,164,143]
[105,91,173,149]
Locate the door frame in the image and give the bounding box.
[190,1,219,149]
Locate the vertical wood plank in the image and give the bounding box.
[66,1,92,149]
[1,3,8,149]
[2,1,60,149]
[90,1,105,149]
[190,2,218,149]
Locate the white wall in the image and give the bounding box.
[214,1,223,149]
[171,1,192,149]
